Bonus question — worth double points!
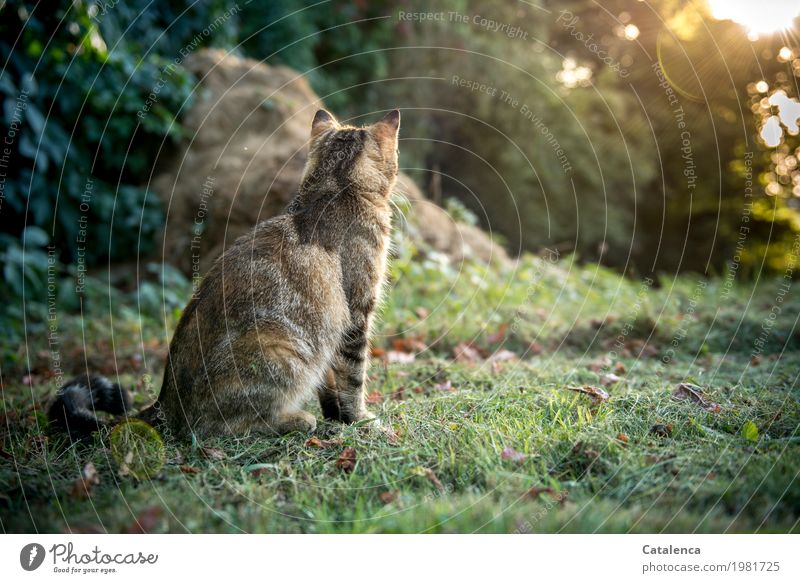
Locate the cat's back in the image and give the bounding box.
[194,213,346,331]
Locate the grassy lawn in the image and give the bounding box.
[1,251,799,533]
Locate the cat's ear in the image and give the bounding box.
[370,109,400,144]
[311,109,338,139]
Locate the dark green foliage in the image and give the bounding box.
[238,0,394,113]
[0,1,207,355]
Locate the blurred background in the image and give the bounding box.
[1,0,799,360]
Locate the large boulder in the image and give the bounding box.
[152,49,507,274]
[393,173,510,264]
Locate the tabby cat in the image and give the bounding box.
[49,109,400,439]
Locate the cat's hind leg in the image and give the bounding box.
[267,409,317,434]
[221,329,320,435]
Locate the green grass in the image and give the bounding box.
[1,252,799,533]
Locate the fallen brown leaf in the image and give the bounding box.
[453,342,482,363]
[201,447,227,461]
[626,339,659,358]
[379,490,399,505]
[179,465,200,474]
[671,383,721,413]
[567,385,609,402]
[614,362,627,374]
[588,355,612,372]
[125,506,163,534]
[501,446,527,463]
[434,379,454,392]
[392,336,427,353]
[336,447,357,473]
[423,468,444,492]
[616,433,629,444]
[526,487,567,504]
[489,349,517,362]
[527,486,554,498]
[646,453,676,465]
[305,437,342,449]
[71,462,100,498]
[366,391,383,404]
[386,350,415,364]
[528,341,544,355]
[379,425,401,445]
[486,323,509,344]
[599,373,622,387]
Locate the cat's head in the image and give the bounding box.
[302,109,400,200]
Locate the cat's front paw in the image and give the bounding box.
[347,409,377,425]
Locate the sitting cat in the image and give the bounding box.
[49,108,400,439]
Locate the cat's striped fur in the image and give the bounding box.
[49,109,400,439]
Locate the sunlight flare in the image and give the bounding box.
[707,0,799,34]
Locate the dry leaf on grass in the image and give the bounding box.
[124,506,163,534]
[453,342,482,363]
[179,465,200,474]
[392,336,427,353]
[486,323,509,344]
[671,383,721,413]
[434,379,455,392]
[336,447,357,473]
[71,462,99,498]
[201,446,227,461]
[305,437,342,449]
[588,355,612,372]
[379,490,399,505]
[412,466,445,492]
[526,487,567,503]
[501,446,527,463]
[423,468,444,492]
[599,373,622,387]
[489,349,517,362]
[386,350,415,364]
[566,385,609,402]
[626,339,659,358]
[366,391,384,404]
[379,425,401,445]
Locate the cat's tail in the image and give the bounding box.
[48,373,157,441]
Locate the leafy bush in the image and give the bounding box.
[0,1,220,361]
